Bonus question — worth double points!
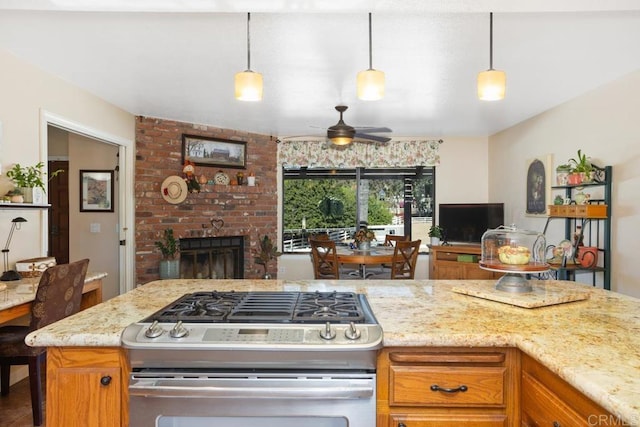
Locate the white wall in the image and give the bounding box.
[0,48,134,273]
[278,136,490,280]
[489,70,640,297]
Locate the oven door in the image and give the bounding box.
[129,370,376,427]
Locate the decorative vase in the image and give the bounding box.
[430,237,441,246]
[159,259,180,279]
[358,241,371,251]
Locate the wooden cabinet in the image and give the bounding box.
[521,353,613,427]
[428,245,500,280]
[378,347,519,427]
[46,347,129,427]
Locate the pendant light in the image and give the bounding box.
[357,13,385,101]
[235,12,263,101]
[477,12,506,101]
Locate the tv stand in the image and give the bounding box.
[428,244,502,280]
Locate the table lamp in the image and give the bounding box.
[1,216,28,281]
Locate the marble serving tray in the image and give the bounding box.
[451,281,590,308]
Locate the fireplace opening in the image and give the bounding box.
[179,236,244,279]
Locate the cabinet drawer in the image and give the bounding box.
[522,371,588,427]
[389,414,507,427]
[390,366,506,407]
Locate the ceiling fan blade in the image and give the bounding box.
[353,127,392,133]
[355,132,392,143]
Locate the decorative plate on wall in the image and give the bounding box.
[214,171,230,185]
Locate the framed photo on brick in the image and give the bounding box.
[182,134,246,169]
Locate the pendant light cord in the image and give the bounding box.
[246,12,251,71]
[489,12,494,70]
[368,13,373,70]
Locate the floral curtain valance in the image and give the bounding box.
[278,139,442,169]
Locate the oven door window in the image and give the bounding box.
[158,416,347,427]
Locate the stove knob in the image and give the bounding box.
[319,322,336,340]
[344,322,361,340]
[169,321,189,338]
[144,320,164,338]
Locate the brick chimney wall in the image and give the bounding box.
[135,116,278,285]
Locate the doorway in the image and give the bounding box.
[41,110,135,299]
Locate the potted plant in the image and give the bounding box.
[555,163,572,185]
[253,235,281,279]
[5,162,63,203]
[353,226,376,250]
[428,225,444,246]
[568,149,593,184]
[155,228,180,279]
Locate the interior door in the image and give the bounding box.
[48,160,70,264]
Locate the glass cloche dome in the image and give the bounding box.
[480,225,549,292]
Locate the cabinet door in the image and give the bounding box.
[461,263,496,280]
[389,414,507,427]
[52,366,121,427]
[521,371,589,427]
[435,262,464,279]
[47,347,127,427]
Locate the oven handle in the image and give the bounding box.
[129,380,374,400]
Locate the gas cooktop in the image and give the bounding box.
[142,290,377,325]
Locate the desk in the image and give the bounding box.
[0,272,106,325]
[336,246,395,278]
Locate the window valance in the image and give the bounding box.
[278,139,442,168]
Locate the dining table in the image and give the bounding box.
[335,245,395,278]
[0,271,106,325]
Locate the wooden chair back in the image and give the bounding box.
[309,238,340,279]
[390,240,421,279]
[383,234,409,247]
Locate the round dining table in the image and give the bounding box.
[335,245,395,278]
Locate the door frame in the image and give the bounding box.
[40,109,135,294]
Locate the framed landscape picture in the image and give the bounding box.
[80,170,114,212]
[182,134,247,169]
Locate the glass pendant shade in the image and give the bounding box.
[477,69,506,101]
[330,136,353,146]
[357,69,385,101]
[235,70,263,102]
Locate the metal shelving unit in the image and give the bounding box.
[542,165,611,290]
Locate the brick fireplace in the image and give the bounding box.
[134,117,278,284]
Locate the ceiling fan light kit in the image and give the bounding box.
[357,13,385,101]
[327,105,356,146]
[235,12,263,102]
[478,12,506,101]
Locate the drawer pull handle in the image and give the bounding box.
[430,384,468,393]
[553,423,560,427]
[398,424,406,427]
[100,375,112,386]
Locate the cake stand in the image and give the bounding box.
[479,261,550,293]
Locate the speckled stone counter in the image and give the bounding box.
[26,279,640,425]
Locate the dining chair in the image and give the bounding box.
[372,234,411,274]
[309,238,340,279]
[0,258,89,426]
[389,240,421,279]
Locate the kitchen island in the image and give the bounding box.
[27,279,640,426]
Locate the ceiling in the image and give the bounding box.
[1,1,639,139]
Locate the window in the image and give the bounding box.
[282,166,435,252]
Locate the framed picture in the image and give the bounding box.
[80,170,114,212]
[182,134,247,169]
[525,155,552,216]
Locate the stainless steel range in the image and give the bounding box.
[121,290,383,427]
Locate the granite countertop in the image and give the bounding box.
[0,271,108,312]
[26,279,640,425]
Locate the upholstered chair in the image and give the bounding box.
[0,258,89,426]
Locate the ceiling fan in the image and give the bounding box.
[327,105,391,145]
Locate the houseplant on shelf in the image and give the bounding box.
[253,235,281,279]
[568,149,593,184]
[428,225,444,246]
[5,162,63,203]
[155,228,180,279]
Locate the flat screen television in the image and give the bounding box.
[438,203,504,244]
